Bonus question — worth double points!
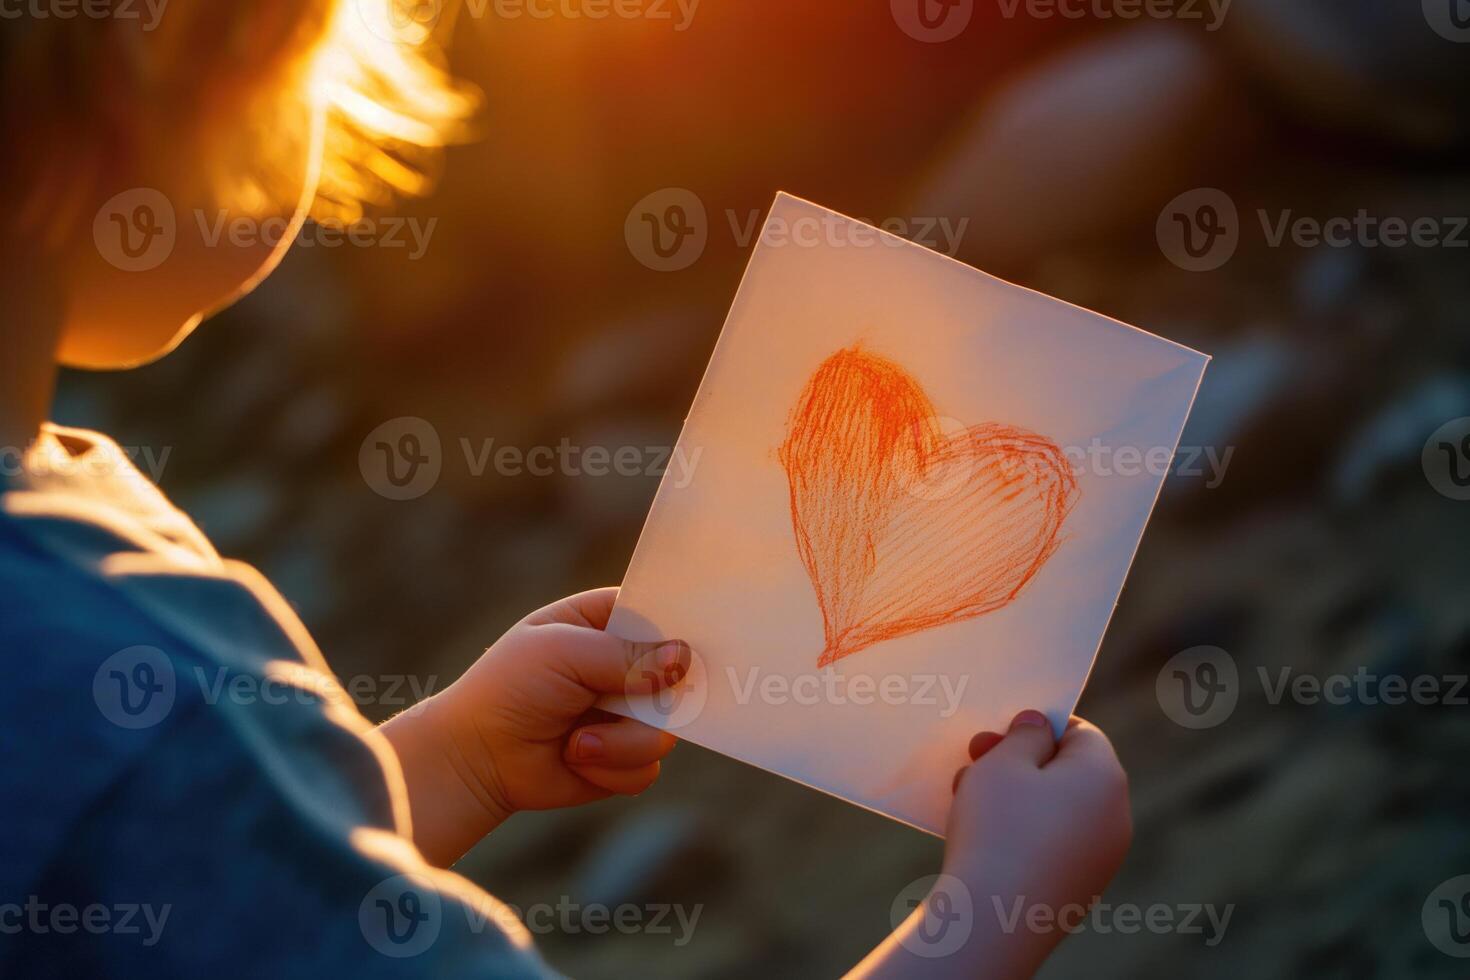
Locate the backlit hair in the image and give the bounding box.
[1,1,475,247]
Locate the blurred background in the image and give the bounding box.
[57,1,1470,976]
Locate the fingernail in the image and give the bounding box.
[657,641,688,682]
[1010,710,1049,731]
[952,766,968,794]
[574,731,603,761]
[968,731,1003,760]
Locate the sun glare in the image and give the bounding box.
[306,1,477,221]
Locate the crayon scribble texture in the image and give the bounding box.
[778,346,1079,667]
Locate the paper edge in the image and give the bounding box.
[606,189,1214,835]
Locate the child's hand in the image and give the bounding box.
[944,713,1132,944]
[851,713,1131,980]
[381,588,689,865]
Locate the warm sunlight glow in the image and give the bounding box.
[306,1,477,221]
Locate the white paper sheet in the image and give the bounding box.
[603,192,1208,836]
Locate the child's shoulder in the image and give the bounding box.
[0,480,399,892]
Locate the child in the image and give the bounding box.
[0,3,1131,976]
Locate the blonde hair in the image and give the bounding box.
[2,1,475,246]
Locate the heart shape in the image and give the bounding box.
[778,346,1078,667]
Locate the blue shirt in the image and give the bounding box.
[0,425,557,977]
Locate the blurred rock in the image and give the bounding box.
[1331,373,1470,505]
[271,386,349,462]
[552,310,709,417]
[177,472,282,552]
[1222,0,1470,149]
[557,416,678,534]
[1176,332,1303,468]
[910,25,1256,274]
[1293,247,1368,320]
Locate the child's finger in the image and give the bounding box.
[983,710,1059,769]
[1046,716,1124,775]
[526,587,621,629]
[967,730,1004,760]
[539,624,693,695]
[568,761,661,796]
[565,720,677,768]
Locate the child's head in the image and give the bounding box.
[2,1,471,368]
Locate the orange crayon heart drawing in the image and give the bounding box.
[778,346,1079,667]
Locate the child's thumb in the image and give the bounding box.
[548,628,692,696]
